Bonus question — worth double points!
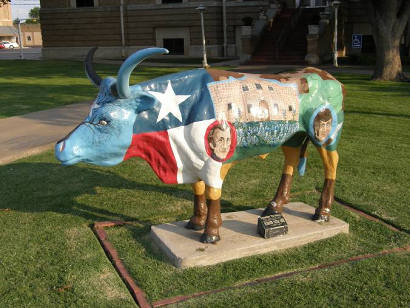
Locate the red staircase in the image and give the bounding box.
[249,8,322,65]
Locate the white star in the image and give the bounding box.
[148,80,191,123]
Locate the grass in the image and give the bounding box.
[168,253,410,307]
[0,60,192,118]
[0,72,409,306]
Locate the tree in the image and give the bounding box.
[25,7,40,24]
[365,0,410,81]
[0,0,10,7]
[29,7,39,20]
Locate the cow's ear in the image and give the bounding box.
[110,83,119,97]
[134,91,156,113]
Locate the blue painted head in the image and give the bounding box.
[55,47,169,166]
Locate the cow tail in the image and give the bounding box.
[297,137,310,176]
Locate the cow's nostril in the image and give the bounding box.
[58,141,65,152]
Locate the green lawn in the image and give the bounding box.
[0,72,409,306]
[0,60,191,118]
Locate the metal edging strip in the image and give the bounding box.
[93,221,152,308]
[92,205,409,307]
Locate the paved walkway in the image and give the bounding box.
[0,102,90,165]
[0,47,42,60]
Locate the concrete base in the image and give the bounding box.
[151,202,349,268]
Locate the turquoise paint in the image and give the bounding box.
[226,73,344,163]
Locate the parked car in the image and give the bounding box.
[2,41,19,49]
[0,42,5,49]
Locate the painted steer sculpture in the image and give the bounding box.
[55,47,344,243]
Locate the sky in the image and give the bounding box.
[11,0,40,20]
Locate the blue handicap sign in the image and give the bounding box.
[352,34,362,48]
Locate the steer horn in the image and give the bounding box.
[116,47,169,99]
[85,47,102,87]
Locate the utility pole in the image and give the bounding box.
[120,0,126,59]
[196,5,209,68]
[15,18,24,60]
[332,1,341,67]
[222,0,227,57]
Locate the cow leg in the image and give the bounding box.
[186,181,207,230]
[200,186,222,243]
[313,147,339,222]
[200,163,235,243]
[262,146,300,216]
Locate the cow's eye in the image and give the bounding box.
[98,119,108,126]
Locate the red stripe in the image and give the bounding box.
[123,131,178,184]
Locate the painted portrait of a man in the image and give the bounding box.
[207,124,232,161]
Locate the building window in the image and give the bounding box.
[242,85,249,92]
[27,35,32,41]
[302,0,327,7]
[76,0,94,7]
[255,83,262,90]
[163,38,184,55]
[268,86,273,91]
[288,105,293,111]
[162,0,183,3]
[273,104,279,115]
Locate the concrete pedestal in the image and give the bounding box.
[151,202,349,268]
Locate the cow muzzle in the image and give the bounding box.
[56,122,84,149]
[56,140,65,153]
[55,123,85,165]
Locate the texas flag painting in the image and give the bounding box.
[123,69,227,188]
[121,68,302,188]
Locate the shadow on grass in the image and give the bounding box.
[0,162,187,222]
[344,110,410,119]
[0,158,277,269]
[0,161,251,223]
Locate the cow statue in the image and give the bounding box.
[55,47,344,244]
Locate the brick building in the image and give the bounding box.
[20,23,42,47]
[40,0,269,59]
[39,0,410,63]
[0,1,18,43]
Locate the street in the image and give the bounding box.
[0,47,41,60]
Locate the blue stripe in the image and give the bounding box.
[133,69,215,134]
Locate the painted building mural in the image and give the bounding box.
[207,76,300,160]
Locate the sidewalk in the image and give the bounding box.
[0,102,91,165]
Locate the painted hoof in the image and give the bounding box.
[312,208,330,222]
[312,214,330,222]
[261,201,282,217]
[185,220,205,230]
[200,233,220,243]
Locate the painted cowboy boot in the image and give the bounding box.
[262,174,293,216]
[200,199,222,243]
[186,194,207,230]
[313,179,335,222]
